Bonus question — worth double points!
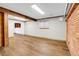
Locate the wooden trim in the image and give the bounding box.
[0,12,4,47]
[37,15,65,20]
[66,3,79,20]
[0,7,37,21]
[0,12,8,47]
[3,12,9,47]
[25,35,66,42]
[14,33,66,42]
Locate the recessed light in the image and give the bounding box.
[32,5,44,15]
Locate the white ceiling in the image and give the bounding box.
[0,3,67,19]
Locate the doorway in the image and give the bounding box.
[0,12,8,47]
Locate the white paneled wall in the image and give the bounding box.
[24,17,66,41]
[8,17,66,41]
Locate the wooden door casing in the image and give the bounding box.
[0,12,8,47]
[0,12,4,47]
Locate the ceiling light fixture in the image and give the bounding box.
[32,5,44,15]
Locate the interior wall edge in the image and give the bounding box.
[25,33,66,41]
[15,33,66,42]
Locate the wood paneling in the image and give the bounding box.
[66,3,79,55]
[66,3,79,20]
[0,12,4,47]
[3,12,8,47]
[0,12,8,47]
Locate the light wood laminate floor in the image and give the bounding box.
[0,34,70,56]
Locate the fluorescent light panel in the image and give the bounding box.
[32,5,44,15]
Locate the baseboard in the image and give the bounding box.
[9,37,14,38]
[14,33,66,42]
[25,34,66,42]
[14,33,25,35]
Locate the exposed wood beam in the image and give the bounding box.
[66,3,79,20]
[0,12,8,47]
[37,15,65,20]
[0,7,37,21]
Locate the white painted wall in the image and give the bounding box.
[8,17,66,40]
[8,19,25,37]
[24,17,66,41]
[8,19,14,37]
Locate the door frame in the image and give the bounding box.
[0,11,8,47]
[0,6,35,47]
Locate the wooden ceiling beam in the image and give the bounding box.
[37,15,65,20]
[0,7,37,21]
[66,3,79,20]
